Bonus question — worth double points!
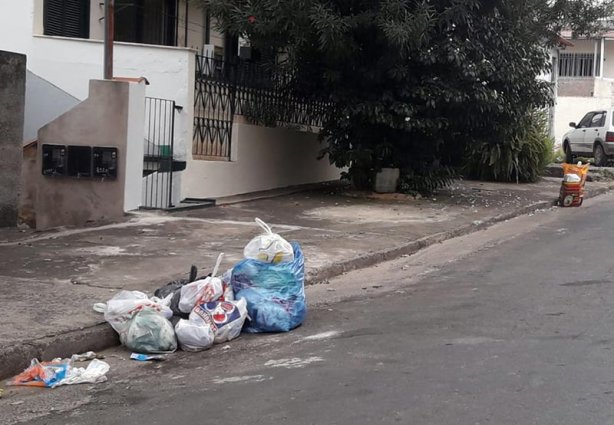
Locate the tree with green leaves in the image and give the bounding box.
[203,0,614,191]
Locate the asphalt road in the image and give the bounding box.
[6,194,614,425]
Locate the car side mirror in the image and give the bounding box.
[569,122,577,128]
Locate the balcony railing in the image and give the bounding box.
[193,56,330,159]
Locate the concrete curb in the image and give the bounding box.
[2,184,612,381]
[305,184,614,284]
[305,199,550,284]
[0,324,118,381]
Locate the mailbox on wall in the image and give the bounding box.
[42,144,66,176]
[93,147,118,179]
[67,146,92,177]
[42,144,118,180]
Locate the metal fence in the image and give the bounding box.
[193,55,329,160]
[143,97,176,209]
[559,53,600,77]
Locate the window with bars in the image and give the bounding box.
[43,0,90,39]
[559,53,600,77]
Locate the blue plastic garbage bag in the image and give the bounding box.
[231,242,306,332]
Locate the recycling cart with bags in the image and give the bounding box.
[559,162,589,207]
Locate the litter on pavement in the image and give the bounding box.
[8,355,109,388]
[130,353,167,362]
[85,217,306,367]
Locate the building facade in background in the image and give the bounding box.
[0,0,339,214]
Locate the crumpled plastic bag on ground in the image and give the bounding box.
[8,359,69,388]
[232,241,306,333]
[244,218,294,264]
[122,309,177,354]
[8,358,110,388]
[53,359,110,387]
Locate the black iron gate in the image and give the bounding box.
[143,97,177,209]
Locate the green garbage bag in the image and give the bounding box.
[122,308,177,354]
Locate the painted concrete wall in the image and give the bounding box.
[124,82,146,211]
[182,123,342,199]
[142,171,183,207]
[23,70,80,142]
[564,39,597,54]
[554,96,614,146]
[0,0,35,56]
[34,79,145,230]
[0,51,26,227]
[28,36,194,161]
[558,78,595,97]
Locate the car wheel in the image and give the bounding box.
[594,143,607,167]
[564,142,573,163]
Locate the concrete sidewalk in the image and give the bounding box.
[0,177,611,380]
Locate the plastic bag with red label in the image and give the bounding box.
[188,298,248,343]
[178,253,225,313]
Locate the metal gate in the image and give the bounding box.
[143,97,177,209]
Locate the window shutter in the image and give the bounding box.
[44,0,89,39]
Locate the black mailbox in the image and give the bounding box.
[67,146,92,177]
[93,147,118,179]
[42,144,66,176]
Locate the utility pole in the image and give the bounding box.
[104,0,114,80]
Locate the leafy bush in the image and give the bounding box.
[464,110,554,183]
[398,163,459,195]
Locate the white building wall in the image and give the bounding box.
[182,123,341,199]
[124,81,147,211]
[23,70,79,142]
[28,36,195,161]
[0,0,36,55]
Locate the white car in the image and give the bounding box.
[562,110,614,166]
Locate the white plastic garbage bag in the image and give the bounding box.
[175,319,215,352]
[188,298,248,343]
[94,290,173,335]
[178,253,225,313]
[244,218,294,264]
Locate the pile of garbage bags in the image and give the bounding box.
[94,218,306,355]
